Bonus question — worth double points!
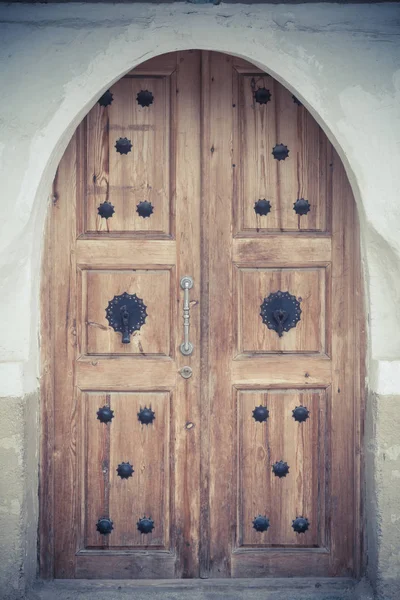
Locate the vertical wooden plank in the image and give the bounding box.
[329,149,357,575]
[84,393,110,548]
[203,51,235,577]
[174,50,202,577]
[39,196,55,578]
[52,132,79,578]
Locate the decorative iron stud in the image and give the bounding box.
[97,201,115,219]
[137,90,154,108]
[97,405,114,424]
[254,87,271,105]
[137,406,155,425]
[292,95,302,106]
[137,516,155,534]
[252,405,269,423]
[105,292,147,344]
[252,515,270,532]
[292,405,310,423]
[96,517,114,535]
[136,201,154,218]
[292,516,309,534]
[254,199,271,217]
[293,198,311,216]
[115,137,132,155]
[98,90,114,107]
[272,460,290,478]
[116,462,134,479]
[272,143,289,161]
[260,291,302,337]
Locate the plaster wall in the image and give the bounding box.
[0,3,399,599]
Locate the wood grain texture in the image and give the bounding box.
[85,76,171,235]
[237,267,326,354]
[85,269,171,356]
[237,389,326,548]
[234,70,330,233]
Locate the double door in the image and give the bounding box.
[41,50,363,579]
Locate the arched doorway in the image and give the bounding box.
[41,50,364,579]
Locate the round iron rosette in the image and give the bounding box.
[137,90,154,108]
[115,137,132,155]
[254,87,271,105]
[252,405,269,423]
[105,292,147,344]
[254,199,271,217]
[137,406,155,425]
[272,460,290,478]
[292,516,309,534]
[97,201,115,219]
[272,143,289,161]
[136,201,154,218]
[252,515,270,532]
[137,516,155,534]
[96,405,114,424]
[98,90,114,107]
[116,462,134,479]
[292,405,310,423]
[96,517,114,535]
[293,198,311,216]
[260,291,302,338]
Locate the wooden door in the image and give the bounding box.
[41,51,364,580]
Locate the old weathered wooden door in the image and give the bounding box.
[41,51,363,580]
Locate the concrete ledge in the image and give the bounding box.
[27,577,370,600]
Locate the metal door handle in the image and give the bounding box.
[180,276,194,356]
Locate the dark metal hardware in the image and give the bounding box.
[97,405,114,424]
[252,405,269,423]
[254,87,271,105]
[116,462,134,479]
[97,201,115,219]
[137,90,154,108]
[254,199,271,216]
[292,405,310,423]
[292,516,309,534]
[272,143,289,161]
[105,292,147,344]
[293,198,311,216]
[260,291,302,337]
[137,406,155,425]
[137,516,155,534]
[98,90,114,107]
[136,201,154,218]
[292,95,302,106]
[96,517,113,535]
[272,460,290,478]
[115,137,132,155]
[252,515,270,532]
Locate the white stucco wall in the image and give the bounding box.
[0,3,399,598]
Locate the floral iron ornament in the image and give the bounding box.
[260,291,301,338]
[105,292,147,344]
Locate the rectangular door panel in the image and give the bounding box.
[84,392,170,550]
[236,267,328,355]
[83,73,173,236]
[84,269,172,356]
[237,388,327,549]
[234,66,331,234]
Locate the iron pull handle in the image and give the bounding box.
[180,276,194,356]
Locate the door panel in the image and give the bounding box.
[41,50,363,580]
